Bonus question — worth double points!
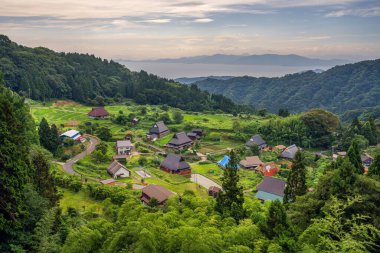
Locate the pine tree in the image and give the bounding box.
[368,154,380,177]
[39,118,51,150]
[266,200,288,239]
[49,124,60,154]
[347,140,364,174]
[284,151,307,203]
[215,150,245,221]
[351,117,361,134]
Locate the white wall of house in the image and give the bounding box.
[114,168,130,178]
[117,146,131,155]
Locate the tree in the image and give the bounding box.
[266,200,288,239]
[284,151,307,203]
[39,118,51,150]
[278,108,290,117]
[31,150,58,206]
[49,124,60,154]
[96,127,112,141]
[159,113,171,124]
[249,144,260,156]
[172,111,184,124]
[215,150,245,221]
[347,140,364,174]
[368,154,380,177]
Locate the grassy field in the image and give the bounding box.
[59,188,103,214]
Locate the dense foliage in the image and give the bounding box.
[0,35,245,113]
[193,60,380,120]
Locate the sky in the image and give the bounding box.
[1,0,380,61]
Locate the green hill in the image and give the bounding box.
[193,60,380,120]
[0,35,242,113]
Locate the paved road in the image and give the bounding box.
[62,135,99,175]
[191,174,222,190]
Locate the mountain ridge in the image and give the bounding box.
[125,53,349,67]
[192,60,380,120]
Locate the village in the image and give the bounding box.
[31,101,378,208]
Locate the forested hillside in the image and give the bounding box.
[0,35,242,113]
[193,60,380,119]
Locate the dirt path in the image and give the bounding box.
[190,174,222,189]
[62,135,99,175]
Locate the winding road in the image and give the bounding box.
[62,135,99,175]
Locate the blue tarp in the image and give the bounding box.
[217,155,239,169]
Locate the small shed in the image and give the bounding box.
[208,186,221,198]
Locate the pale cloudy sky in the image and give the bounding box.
[0,0,379,60]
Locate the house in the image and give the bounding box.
[100,178,116,186]
[107,161,130,179]
[141,184,174,205]
[116,140,133,155]
[256,176,286,202]
[280,144,299,159]
[245,134,267,149]
[257,162,279,176]
[333,151,347,161]
[361,153,373,167]
[208,186,221,198]
[88,107,110,119]
[165,132,193,150]
[217,155,240,169]
[240,156,263,169]
[60,129,85,143]
[160,154,191,176]
[147,121,169,140]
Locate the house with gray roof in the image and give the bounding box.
[107,161,130,179]
[256,176,286,202]
[160,154,191,176]
[165,132,193,150]
[280,144,299,159]
[245,134,267,149]
[147,121,169,140]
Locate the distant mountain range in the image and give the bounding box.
[191,60,380,120]
[175,76,234,84]
[130,54,348,67]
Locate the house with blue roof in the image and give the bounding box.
[217,155,240,169]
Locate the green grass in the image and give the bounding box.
[59,188,103,214]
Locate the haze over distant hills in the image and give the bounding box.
[128,54,348,67]
[190,59,380,121]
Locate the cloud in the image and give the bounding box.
[193,18,213,23]
[326,7,380,17]
[139,19,171,23]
